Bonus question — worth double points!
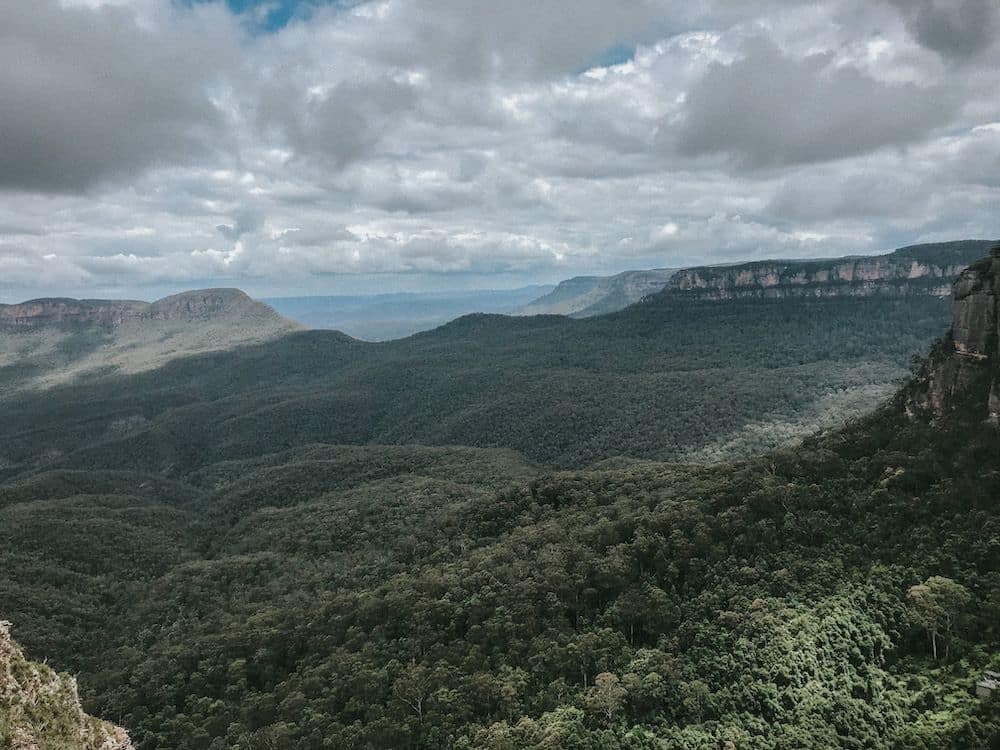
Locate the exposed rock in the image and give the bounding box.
[0,621,133,749]
[667,241,994,301]
[0,288,288,329]
[0,299,149,328]
[905,247,1000,421]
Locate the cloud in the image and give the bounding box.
[0,0,240,193]
[674,37,958,168]
[0,0,998,299]
[888,0,998,61]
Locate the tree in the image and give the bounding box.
[584,672,627,724]
[907,576,971,660]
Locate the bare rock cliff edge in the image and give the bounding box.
[1,621,132,749]
[906,246,1000,421]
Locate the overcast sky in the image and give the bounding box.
[1,0,998,300]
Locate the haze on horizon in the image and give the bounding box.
[1,0,999,302]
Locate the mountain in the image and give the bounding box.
[514,269,678,317]
[668,240,993,300]
[0,289,300,395]
[265,286,552,341]
[1,249,998,749]
[1,621,132,749]
[0,290,952,474]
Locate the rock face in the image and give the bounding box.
[0,289,284,329]
[667,241,994,301]
[0,621,133,749]
[906,247,1000,420]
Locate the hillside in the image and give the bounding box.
[0,289,301,396]
[0,292,953,475]
[514,269,678,317]
[1,621,132,749]
[1,251,999,749]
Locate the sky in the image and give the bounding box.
[1,0,998,301]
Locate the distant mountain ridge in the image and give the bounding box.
[0,289,301,396]
[266,286,552,341]
[514,268,678,317]
[0,288,285,329]
[666,240,995,301]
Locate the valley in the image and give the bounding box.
[1,242,999,749]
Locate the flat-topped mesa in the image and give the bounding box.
[666,241,995,301]
[0,288,283,329]
[0,621,133,749]
[905,246,1000,421]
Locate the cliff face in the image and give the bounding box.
[0,299,150,328]
[0,289,284,329]
[905,248,1000,420]
[0,621,132,749]
[669,257,968,300]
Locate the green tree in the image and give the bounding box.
[907,576,971,660]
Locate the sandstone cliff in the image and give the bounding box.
[667,240,994,301]
[0,621,132,749]
[905,246,1000,421]
[0,289,285,329]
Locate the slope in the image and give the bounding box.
[0,289,301,397]
[1,251,999,749]
[514,269,678,317]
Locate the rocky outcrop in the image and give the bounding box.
[667,241,995,301]
[0,289,287,329]
[670,258,966,300]
[905,247,1000,420]
[0,299,149,328]
[0,621,133,749]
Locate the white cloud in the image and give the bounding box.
[0,0,997,301]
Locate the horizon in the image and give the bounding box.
[3,0,999,302]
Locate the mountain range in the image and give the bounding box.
[2,242,999,749]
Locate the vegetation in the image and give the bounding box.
[0,621,132,749]
[0,295,953,477]
[0,375,998,748]
[2,246,998,748]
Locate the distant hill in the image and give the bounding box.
[265,286,552,341]
[0,284,955,474]
[0,288,300,395]
[514,269,678,317]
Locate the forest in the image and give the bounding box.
[0,294,952,475]
[2,330,1000,748]
[3,245,1000,748]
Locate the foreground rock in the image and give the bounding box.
[0,621,132,749]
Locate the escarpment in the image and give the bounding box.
[905,246,1000,420]
[0,289,289,330]
[667,240,994,301]
[0,621,133,749]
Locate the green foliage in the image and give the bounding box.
[1,404,998,748]
[0,295,952,473]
